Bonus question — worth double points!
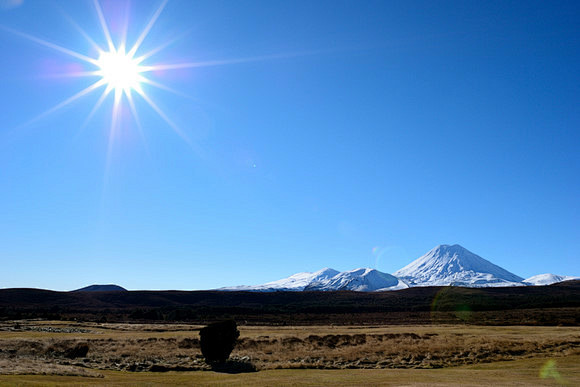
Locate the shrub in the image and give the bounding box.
[199,320,240,363]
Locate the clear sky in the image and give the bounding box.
[0,0,578,291]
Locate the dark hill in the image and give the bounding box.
[1,281,578,326]
[73,284,127,292]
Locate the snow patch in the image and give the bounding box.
[219,267,339,292]
[524,273,579,286]
[305,268,409,292]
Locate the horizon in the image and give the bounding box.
[1,1,578,291]
[11,243,580,292]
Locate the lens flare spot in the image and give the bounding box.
[454,305,472,321]
[540,359,563,382]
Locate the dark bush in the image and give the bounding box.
[199,320,239,363]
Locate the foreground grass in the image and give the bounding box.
[1,321,579,385]
[0,355,578,386]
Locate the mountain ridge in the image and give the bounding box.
[524,273,580,286]
[305,268,409,292]
[220,268,340,292]
[220,244,576,292]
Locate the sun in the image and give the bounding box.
[1,0,182,142]
[2,0,288,155]
[96,47,144,94]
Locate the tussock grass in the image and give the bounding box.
[0,321,578,376]
[232,326,580,370]
[0,358,102,378]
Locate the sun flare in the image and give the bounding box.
[2,0,182,145]
[3,0,282,156]
[96,48,144,94]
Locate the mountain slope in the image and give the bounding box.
[305,268,409,291]
[2,283,579,325]
[223,267,408,292]
[220,268,340,291]
[73,284,127,292]
[524,273,579,286]
[394,244,524,287]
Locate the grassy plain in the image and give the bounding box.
[1,355,579,386]
[0,320,579,385]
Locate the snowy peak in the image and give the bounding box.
[524,273,579,286]
[305,268,409,292]
[220,267,339,291]
[394,244,524,287]
[263,267,340,290]
[219,267,408,292]
[220,244,575,291]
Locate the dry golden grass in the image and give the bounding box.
[232,324,580,370]
[0,320,579,381]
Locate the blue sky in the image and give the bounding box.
[0,0,578,290]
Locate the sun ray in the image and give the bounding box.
[139,55,289,73]
[134,88,193,146]
[139,48,336,73]
[59,10,104,53]
[39,71,100,80]
[16,79,106,130]
[135,29,192,63]
[128,0,169,57]
[78,87,113,134]
[126,91,152,157]
[125,90,138,116]
[0,25,98,65]
[119,0,131,52]
[140,77,191,99]
[126,92,142,134]
[93,0,115,52]
[104,88,123,184]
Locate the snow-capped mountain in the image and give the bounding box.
[220,267,340,291]
[305,268,409,292]
[220,244,575,291]
[221,267,408,292]
[524,273,579,286]
[394,244,524,287]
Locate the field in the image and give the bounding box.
[1,283,579,384]
[0,320,579,385]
